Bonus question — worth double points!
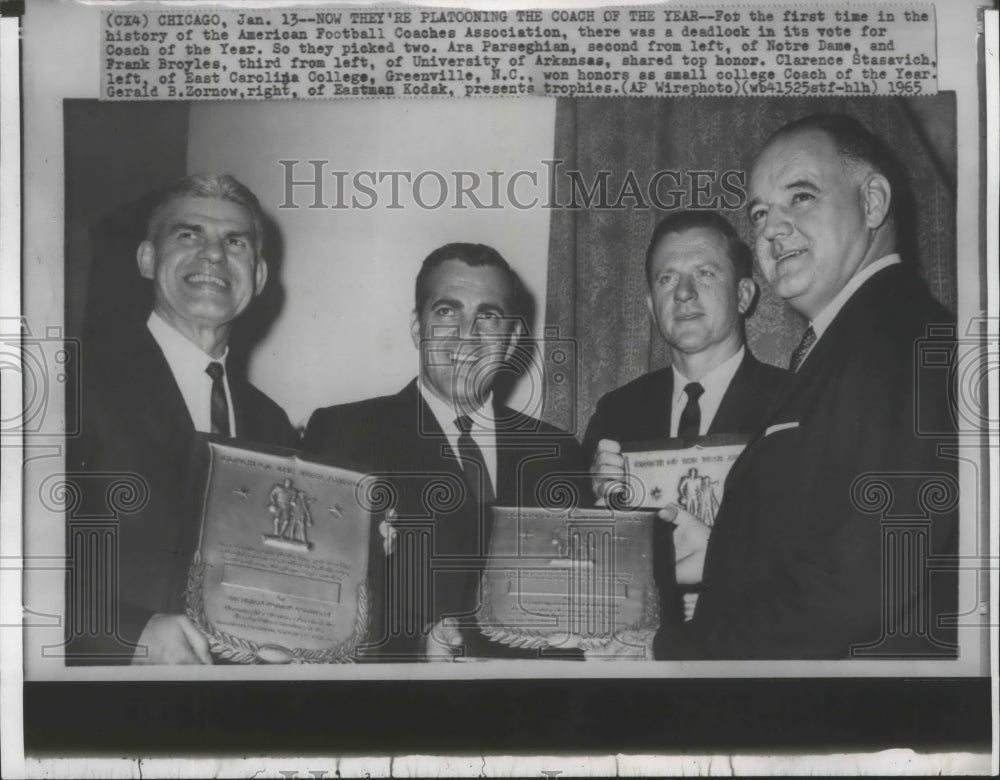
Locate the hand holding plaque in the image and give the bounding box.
[186,441,373,664]
[620,434,747,520]
[590,438,628,505]
[661,503,711,586]
[477,506,659,652]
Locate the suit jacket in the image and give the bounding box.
[302,379,589,660]
[66,324,297,664]
[655,264,959,659]
[583,351,789,626]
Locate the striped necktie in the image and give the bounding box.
[205,361,231,436]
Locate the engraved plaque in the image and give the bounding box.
[186,441,371,663]
[477,507,657,650]
[621,434,747,523]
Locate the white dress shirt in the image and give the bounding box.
[798,254,902,366]
[147,311,237,435]
[669,346,745,437]
[417,379,498,494]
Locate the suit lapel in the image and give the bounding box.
[492,403,550,504]
[650,369,674,440]
[126,327,195,464]
[398,380,462,476]
[230,374,277,443]
[230,377,256,439]
[494,410,518,504]
[725,267,897,484]
[709,352,755,435]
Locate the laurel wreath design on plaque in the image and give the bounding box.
[186,551,369,664]
[476,573,659,651]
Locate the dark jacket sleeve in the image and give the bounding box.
[656,325,957,660]
[582,394,611,464]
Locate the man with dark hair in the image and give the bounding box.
[584,210,788,631]
[415,242,529,322]
[653,113,958,659]
[68,174,297,665]
[304,242,586,660]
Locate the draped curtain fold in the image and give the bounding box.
[544,96,956,436]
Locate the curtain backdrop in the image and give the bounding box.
[64,101,191,343]
[544,96,957,436]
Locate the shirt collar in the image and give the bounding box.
[671,345,745,406]
[811,254,901,338]
[147,310,229,372]
[416,378,494,437]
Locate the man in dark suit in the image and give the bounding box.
[654,114,958,659]
[68,174,297,665]
[303,243,587,660]
[584,211,788,630]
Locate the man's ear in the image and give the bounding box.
[253,257,269,296]
[736,277,757,315]
[136,241,155,279]
[645,293,654,319]
[862,172,892,229]
[410,310,421,349]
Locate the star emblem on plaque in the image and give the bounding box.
[620,434,747,530]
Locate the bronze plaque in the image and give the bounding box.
[621,434,747,523]
[477,507,658,651]
[186,441,371,663]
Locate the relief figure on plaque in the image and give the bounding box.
[268,478,296,538]
[264,478,315,550]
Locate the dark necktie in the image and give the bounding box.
[789,326,817,373]
[205,361,231,436]
[455,414,496,505]
[676,382,704,439]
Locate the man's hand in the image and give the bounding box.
[131,613,212,665]
[660,504,711,586]
[379,508,399,556]
[683,592,700,622]
[423,617,463,662]
[591,439,626,505]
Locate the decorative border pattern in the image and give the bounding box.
[476,573,659,651]
[186,551,369,664]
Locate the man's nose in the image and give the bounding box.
[674,274,697,302]
[463,315,487,341]
[761,206,792,241]
[199,236,225,263]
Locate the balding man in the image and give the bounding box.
[654,114,958,659]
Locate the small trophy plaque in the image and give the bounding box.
[186,441,372,663]
[621,434,747,524]
[477,507,658,651]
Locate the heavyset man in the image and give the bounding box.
[653,114,958,659]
